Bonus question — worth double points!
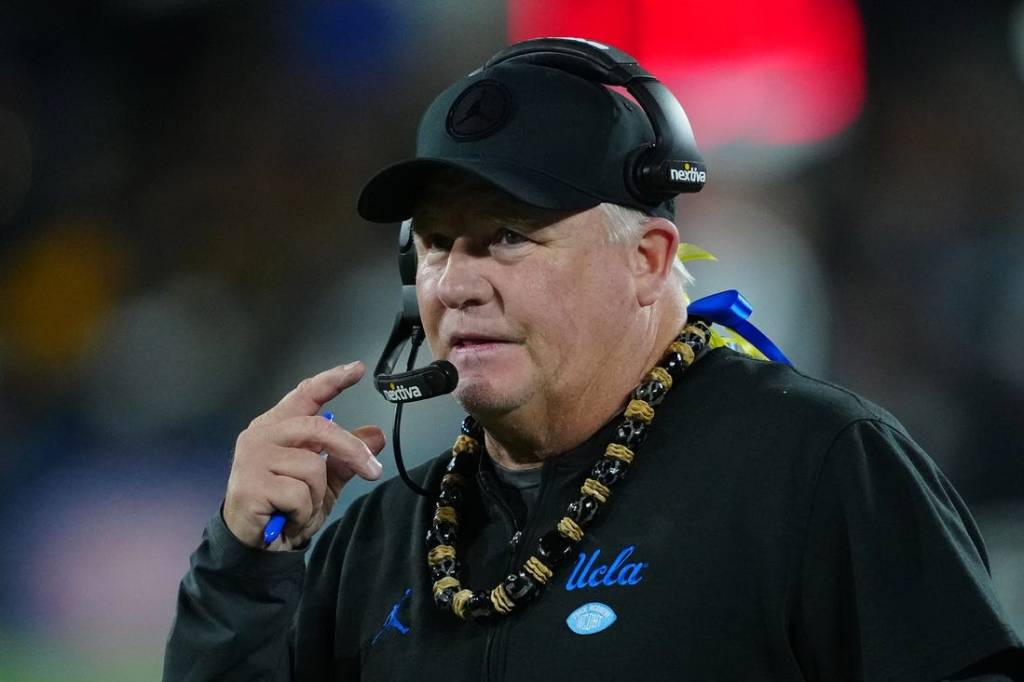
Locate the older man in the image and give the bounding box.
[165,39,1022,681]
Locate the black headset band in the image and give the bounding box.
[483,37,706,205]
[484,38,652,86]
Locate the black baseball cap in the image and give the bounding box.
[357,61,676,223]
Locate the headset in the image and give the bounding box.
[372,37,706,497]
[372,219,457,406]
[483,37,706,205]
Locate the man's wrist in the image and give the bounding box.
[205,504,309,578]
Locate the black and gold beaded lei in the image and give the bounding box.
[426,320,710,622]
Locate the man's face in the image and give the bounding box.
[412,183,640,419]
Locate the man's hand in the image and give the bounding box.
[223,362,385,551]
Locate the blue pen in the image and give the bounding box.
[263,411,334,547]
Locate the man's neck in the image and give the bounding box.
[481,307,687,471]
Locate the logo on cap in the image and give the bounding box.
[446,80,511,141]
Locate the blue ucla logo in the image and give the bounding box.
[566,602,617,635]
[565,545,647,591]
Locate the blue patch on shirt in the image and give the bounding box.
[566,602,617,635]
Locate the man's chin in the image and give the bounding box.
[452,380,523,417]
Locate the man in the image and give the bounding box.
[164,39,1023,680]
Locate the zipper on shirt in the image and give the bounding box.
[476,468,523,552]
[481,461,557,682]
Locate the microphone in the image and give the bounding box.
[374,333,458,404]
[372,320,458,498]
[373,315,458,404]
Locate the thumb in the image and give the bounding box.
[352,425,386,456]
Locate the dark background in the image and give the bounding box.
[0,1,1021,678]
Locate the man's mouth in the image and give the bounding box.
[449,334,514,353]
[453,335,504,347]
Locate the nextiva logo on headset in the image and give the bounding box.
[668,161,707,185]
[382,381,422,403]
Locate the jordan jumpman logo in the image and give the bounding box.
[455,91,496,127]
[371,588,412,644]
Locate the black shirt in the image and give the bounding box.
[164,348,1024,681]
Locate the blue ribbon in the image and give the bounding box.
[687,290,791,366]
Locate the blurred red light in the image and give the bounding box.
[508,0,865,148]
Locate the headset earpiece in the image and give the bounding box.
[397,219,420,326]
[398,219,416,286]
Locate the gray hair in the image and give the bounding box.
[599,203,693,300]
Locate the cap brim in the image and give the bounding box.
[356,157,604,223]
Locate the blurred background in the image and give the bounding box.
[0,0,1022,678]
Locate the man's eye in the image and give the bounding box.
[494,228,528,246]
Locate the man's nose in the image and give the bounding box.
[435,239,493,310]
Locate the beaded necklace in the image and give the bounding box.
[427,319,711,621]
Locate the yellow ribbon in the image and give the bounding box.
[677,242,718,263]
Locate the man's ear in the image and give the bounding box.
[633,217,680,307]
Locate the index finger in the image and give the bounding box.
[255,361,366,426]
